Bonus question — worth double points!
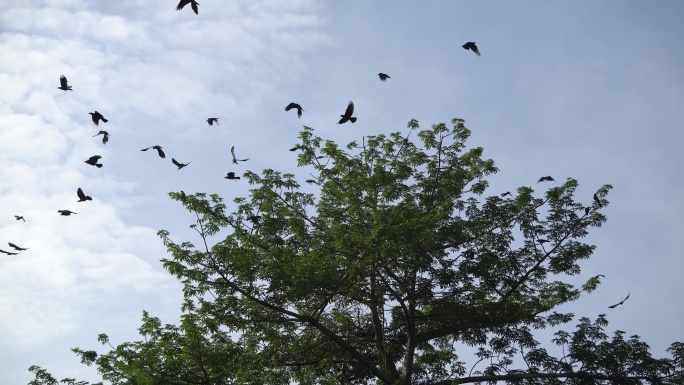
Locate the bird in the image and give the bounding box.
[231,146,250,164]
[378,73,391,81]
[608,293,630,309]
[285,103,304,118]
[305,179,317,184]
[77,187,92,202]
[338,101,357,124]
[176,0,199,14]
[84,155,103,168]
[15,215,25,222]
[180,191,187,202]
[141,145,166,158]
[537,239,549,244]
[289,145,301,152]
[501,191,512,197]
[225,172,240,180]
[593,193,603,208]
[92,130,109,144]
[537,176,555,183]
[89,111,108,125]
[8,242,29,251]
[58,210,77,216]
[247,213,261,225]
[462,42,480,56]
[58,75,73,91]
[172,158,191,170]
[584,207,591,215]
[0,249,19,255]
[207,118,219,126]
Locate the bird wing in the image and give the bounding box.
[176,0,189,10]
[156,147,166,158]
[172,158,181,167]
[8,242,18,249]
[285,103,296,111]
[102,132,109,144]
[141,147,151,151]
[345,101,354,117]
[471,44,481,56]
[88,155,102,161]
[77,188,86,200]
[60,75,68,88]
[231,146,237,161]
[191,1,198,14]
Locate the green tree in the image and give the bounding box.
[30,119,684,385]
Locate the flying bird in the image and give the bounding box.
[89,111,108,125]
[0,249,19,255]
[77,187,92,202]
[58,75,73,91]
[305,179,318,185]
[15,215,25,222]
[92,130,109,144]
[141,145,166,158]
[58,210,77,216]
[608,293,630,309]
[537,176,555,183]
[462,42,480,56]
[500,191,512,197]
[84,155,103,168]
[176,0,199,14]
[225,172,240,180]
[285,102,304,118]
[247,213,261,225]
[231,146,249,164]
[8,242,29,251]
[172,158,191,170]
[377,73,391,81]
[593,193,603,208]
[207,118,219,126]
[338,101,357,124]
[289,145,301,152]
[537,239,549,244]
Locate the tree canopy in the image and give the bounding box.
[29,119,684,385]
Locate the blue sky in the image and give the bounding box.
[1,1,683,383]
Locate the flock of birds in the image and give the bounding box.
[7,5,630,310]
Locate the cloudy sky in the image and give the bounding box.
[1,1,683,383]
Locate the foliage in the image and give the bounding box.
[29,119,684,385]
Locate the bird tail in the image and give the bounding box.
[96,164,103,168]
[350,117,357,123]
[102,118,109,123]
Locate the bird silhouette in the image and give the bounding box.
[609,293,630,309]
[225,172,240,180]
[584,207,591,215]
[8,242,29,251]
[141,146,166,158]
[15,215,25,222]
[537,239,549,244]
[84,155,103,168]
[92,130,109,144]
[58,210,77,216]
[180,191,187,202]
[462,42,480,56]
[501,191,512,197]
[338,101,357,124]
[89,111,108,125]
[231,146,249,164]
[58,75,73,91]
[593,193,603,208]
[305,179,317,184]
[285,102,304,118]
[247,213,261,225]
[378,73,391,81]
[207,118,219,126]
[0,249,19,255]
[289,145,301,152]
[537,176,555,183]
[172,158,191,170]
[77,187,92,202]
[176,0,199,14]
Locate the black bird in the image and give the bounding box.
[8,242,29,251]
[141,145,166,158]
[77,187,92,202]
[58,210,77,216]
[501,191,512,197]
[463,249,476,260]
[537,176,555,183]
[608,293,630,309]
[15,215,25,222]
[584,207,591,215]
[231,146,249,164]
[462,42,480,56]
[305,179,317,184]
[378,73,391,81]
[176,0,199,14]
[593,193,603,208]
[89,111,108,125]
[247,213,261,225]
[289,145,301,152]
[225,172,240,180]
[285,102,304,118]
[0,249,19,255]
[58,75,73,91]
[92,130,109,144]
[537,239,549,244]
[84,155,103,168]
[172,158,191,170]
[180,191,187,202]
[338,101,357,124]
[207,118,219,126]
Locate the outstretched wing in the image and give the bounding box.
[176,0,190,11]
[156,147,166,158]
[191,1,198,14]
[231,146,237,161]
[344,101,354,118]
[60,75,68,88]
[77,188,86,200]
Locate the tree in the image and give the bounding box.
[30,119,684,385]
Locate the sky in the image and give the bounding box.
[1,1,683,383]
